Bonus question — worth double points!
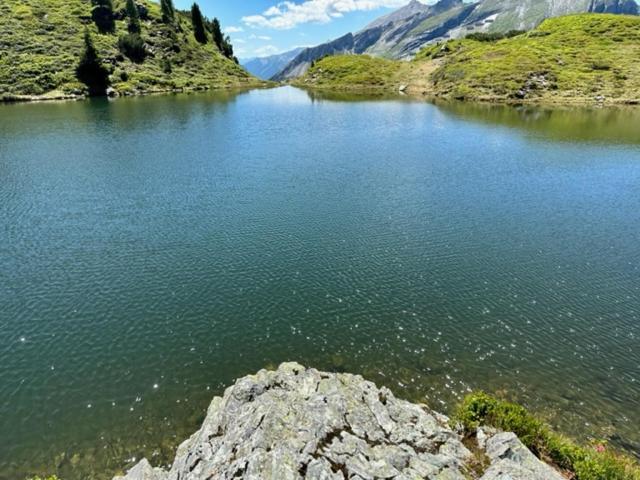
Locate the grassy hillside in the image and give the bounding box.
[293,55,437,94]
[297,14,640,105]
[418,14,640,104]
[0,0,259,100]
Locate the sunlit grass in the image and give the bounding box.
[0,0,257,98]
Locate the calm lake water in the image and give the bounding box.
[1,87,639,479]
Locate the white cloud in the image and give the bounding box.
[224,26,244,33]
[253,45,283,56]
[242,0,411,30]
[249,34,273,40]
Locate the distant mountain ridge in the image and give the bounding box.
[242,48,305,80]
[273,0,638,81]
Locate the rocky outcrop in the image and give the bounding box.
[114,363,565,480]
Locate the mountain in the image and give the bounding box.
[274,0,638,81]
[0,0,258,100]
[242,47,305,80]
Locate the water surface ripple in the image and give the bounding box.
[1,87,639,478]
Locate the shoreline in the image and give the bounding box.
[0,81,273,105]
[292,83,640,108]
[6,81,639,109]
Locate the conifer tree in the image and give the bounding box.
[91,0,115,34]
[222,35,234,60]
[126,0,141,34]
[211,18,223,51]
[191,3,207,44]
[76,29,110,95]
[161,0,175,24]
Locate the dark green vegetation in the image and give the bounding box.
[464,29,526,42]
[76,29,110,95]
[456,392,640,480]
[125,0,141,34]
[190,3,207,44]
[0,0,258,100]
[92,0,115,34]
[160,0,174,24]
[299,14,640,105]
[418,14,640,104]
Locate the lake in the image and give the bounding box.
[1,87,639,479]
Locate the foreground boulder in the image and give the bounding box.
[114,362,564,480]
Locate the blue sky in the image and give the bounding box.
[174,0,411,59]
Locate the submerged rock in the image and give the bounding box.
[114,363,563,480]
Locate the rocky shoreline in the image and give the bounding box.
[114,362,566,480]
[0,83,271,104]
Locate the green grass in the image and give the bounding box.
[455,392,640,480]
[294,55,403,90]
[299,14,640,105]
[417,14,640,103]
[0,0,260,98]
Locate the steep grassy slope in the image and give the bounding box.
[0,0,258,99]
[418,14,640,103]
[298,14,640,105]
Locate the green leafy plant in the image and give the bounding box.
[455,392,640,480]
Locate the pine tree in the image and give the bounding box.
[91,0,115,34]
[211,18,223,51]
[222,35,234,60]
[126,0,141,34]
[160,0,175,24]
[76,29,110,95]
[191,3,207,44]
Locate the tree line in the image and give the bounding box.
[79,0,237,94]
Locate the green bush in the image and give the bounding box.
[118,33,146,63]
[465,30,525,42]
[91,0,115,34]
[455,392,640,480]
[162,58,172,74]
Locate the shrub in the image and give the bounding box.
[125,0,140,34]
[162,58,172,74]
[118,33,146,63]
[454,392,640,480]
[91,0,115,34]
[465,30,525,42]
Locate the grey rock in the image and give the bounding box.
[114,364,565,480]
[114,459,165,480]
[479,432,565,480]
[115,363,471,480]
